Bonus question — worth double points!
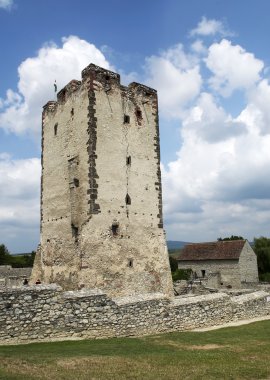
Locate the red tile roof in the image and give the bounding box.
[177,240,246,261]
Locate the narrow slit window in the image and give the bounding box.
[111,222,119,236]
[128,259,133,268]
[54,123,58,136]
[125,194,131,205]
[71,224,79,241]
[71,108,74,116]
[126,156,131,165]
[136,109,142,119]
[124,114,130,124]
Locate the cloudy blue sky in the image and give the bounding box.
[1,0,270,252]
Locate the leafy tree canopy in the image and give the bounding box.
[253,236,270,275]
[169,256,178,272]
[0,244,36,267]
[0,244,11,265]
[217,235,244,241]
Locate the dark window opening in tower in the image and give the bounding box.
[124,115,130,124]
[71,224,79,241]
[126,156,131,165]
[54,123,58,136]
[111,222,119,236]
[74,178,79,187]
[125,194,131,205]
[136,109,142,119]
[128,259,133,268]
[71,108,74,116]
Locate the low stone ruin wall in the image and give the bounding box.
[0,286,269,344]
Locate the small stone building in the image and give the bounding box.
[177,240,259,288]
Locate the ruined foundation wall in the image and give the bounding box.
[0,286,269,344]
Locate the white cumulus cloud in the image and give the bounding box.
[162,85,270,242]
[0,155,40,252]
[239,79,270,135]
[190,16,231,37]
[145,44,202,118]
[0,0,13,10]
[206,39,264,96]
[182,92,247,142]
[0,36,112,137]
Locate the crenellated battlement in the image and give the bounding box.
[127,82,157,97]
[43,63,157,112]
[43,100,57,113]
[57,79,81,103]
[81,63,120,83]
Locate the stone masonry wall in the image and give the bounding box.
[178,260,241,288]
[0,286,269,344]
[238,241,259,284]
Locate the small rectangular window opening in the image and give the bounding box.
[126,156,131,165]
[54,123,58,136]
[71,108,74,116]
[74,178,79,187]
[201,270,206,278]
[136,109,142,119]
[128,259,133,268]
[124,115,130,124]
[71,224,79,241]
[111,222,119,236]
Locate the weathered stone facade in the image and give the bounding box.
[178,240,259,288]
[31,64,173,298]
[0,286,269,344]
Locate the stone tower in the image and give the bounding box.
[31,63,173,298]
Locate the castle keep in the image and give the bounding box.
[2,64,269,347]
[31,63,173,298]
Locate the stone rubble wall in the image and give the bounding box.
[231,291,270,320]
[0,286,269,344]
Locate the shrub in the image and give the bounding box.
[259,272,270,282]
[172,268,192,282]
[169,256,178,272]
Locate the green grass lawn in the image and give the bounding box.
[0,320,269,380]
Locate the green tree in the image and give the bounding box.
[253,237,270,275]
[169,256,178,272]
[172,268,192,281]
[0,244,11,265]
[217,235,244,241]
[23,251,36,267]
